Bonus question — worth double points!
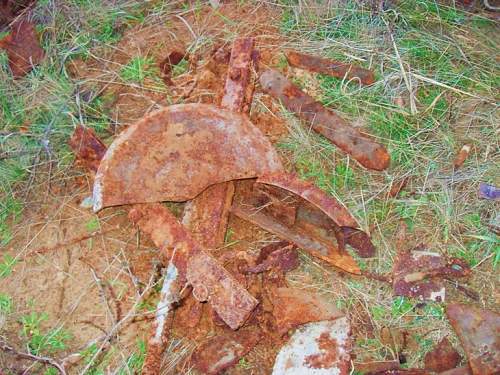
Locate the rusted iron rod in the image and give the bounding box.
[286,51,375,85]
[260,69,390,171]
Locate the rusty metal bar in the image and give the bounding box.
[286,51,375,85]
[260,69,390,171]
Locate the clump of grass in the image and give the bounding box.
[120,56,159,84]
[20,311,72,355]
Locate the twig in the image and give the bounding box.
[0,339,67,375]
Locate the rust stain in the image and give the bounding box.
[304,332,338,369]
[68,125,107,172]
[286,50,376,85]
[0,20,44,78]
[128,203,258,329]
[191,329,261,375]
[260,69,390,170]
[447,304,500,375]
[93,103,282,211]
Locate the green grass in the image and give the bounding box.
[20,311,72,355]
[120,56,159,84]
[0,293,12,313]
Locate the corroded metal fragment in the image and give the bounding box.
[128,203,258,330]
[68,125,107,172]
[271,288,344,335]
[447,304,500,375]
[221,38,255,113]
[181,182,235,249]
[272,318,352,375]
[260,69,390,170]
[191,329,261,375]
[243,241,299,274]
[392,249,470,301]
[231,202,360,274]
[93,103,282,210]
[0,20,44,77]
[424,337,461,373]
[257,173,358,228]
[286,51,376,85]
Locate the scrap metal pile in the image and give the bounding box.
[69,39,499,375]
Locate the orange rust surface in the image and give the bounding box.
[128,203,258,330]
[181,182,235,250]
[260,69,390,170]
[191,329,261,375]
[424,337,461,373]
[94,104,282,210]
[304,332,339,369]
[271,287,344,335]
[231,202,360,274]
[447,304,500,375]
[0,20,44,77]
[257,172,358,228]
[286,50,376,85]
[221,37,255,113]
[68,126,107,172]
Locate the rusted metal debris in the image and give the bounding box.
[260,69,390,171]
[286,51,376,86]
[68,126,107,172]
[272,318,352,375]
[424,337,461,373]
[191,329,261,375]
[392,249,470,301]
[270,288,344,335]
[232,202,361,274]
[129,203,258,330]
[354,360,401,374]
[446,303,500,375]
[181,182,235,250]
[478,183,500,200]
[453,144,471,169]
[221,37,255,113]
[93,103,282,211]
[0,20,44,77]
[0,0,36,28]
[158,50,186,85]
[243,241,299,274]
[439,366,473,375]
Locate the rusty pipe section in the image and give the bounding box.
[260,69,390,171]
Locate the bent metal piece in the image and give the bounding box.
[286,51,375,86]
[260,69,390,171]
[257,172,376,258]
[129,204,258,330]
[93,103,282,211]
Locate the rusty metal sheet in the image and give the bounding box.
[272,318,352,375]
[221,38,255,113]
[0,20,44,78]
[257,172,358,228]
[446,303,500,375]
[393,249,470,301]
[354,360,401,374]
[232,202,360,274]
[243,241,299,274]
[191,329,261,375]
[68,125,107,172]
[93,103,282,211]
[439,366,472,375]
[260,69,390,171]
[128,203,258,330]
[181,182,235,249]
[286,51,376,85]
[271,288,344,335]
[255,184,299,227]
[424,337,461,373]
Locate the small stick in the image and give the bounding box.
[0,340,67,375]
